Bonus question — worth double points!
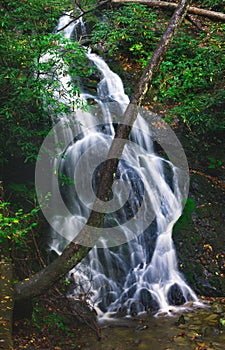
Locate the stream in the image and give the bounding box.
[74,298,225,350]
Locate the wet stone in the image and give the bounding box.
[175,314,185,326]
[203,326,220,337]
[212,340,225,349]
[135,324,149,332]
[204,314,219,323]
[139,288,159,313]
[173,335,189,346]
[188,323,202,332]
[157,312,168,317]
[120,285,137,303]
[212,303,223,313]
[184,301,194,308]
[186,330,202,339]
[116,309,127,318]
[167,283,186,306]
[130,302,141,316]
[98,288,117,312]
[191,318,203,325]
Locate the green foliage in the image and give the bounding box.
[58,173,76,186]
[32,300,70,335]
[173,198,196,233]
[43,314,70,334]
[91,4,163,58]
[220,318,225,327]
[154,25,225,133]
[195,0,225,11]
[92,4,225,134]
[0,0,93,164]
[8,182,37,206]
[0,202,39,245]
[208,156,223,169]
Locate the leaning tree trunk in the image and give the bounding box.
[112,0,225,22]
[14,0,191,301]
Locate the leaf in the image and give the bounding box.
[220,318,225,326]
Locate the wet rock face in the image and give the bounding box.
[112,288,159,316]
[173,166,225,297]
[139,288,159,312]
[128,293,159,317]
[167,284,186,306]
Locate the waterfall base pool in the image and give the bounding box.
[13,296,225,349]
[74,298,225,350]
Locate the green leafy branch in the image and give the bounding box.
[0,203,40,245]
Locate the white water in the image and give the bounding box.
[43,13,199,318]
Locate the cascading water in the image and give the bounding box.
[40,13,200,318]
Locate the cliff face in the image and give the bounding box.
[173,133,225,298]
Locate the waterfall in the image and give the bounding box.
[37,13,200,318]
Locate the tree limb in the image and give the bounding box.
[14,0,191,301]
[57,0,111,33]
[185,14,203,31]
[111,0,225,22]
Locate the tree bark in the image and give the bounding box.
[14,0,191,301]
[111,0,225,22]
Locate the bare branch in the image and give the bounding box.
[111,0,225,22]
[57,0,111,33]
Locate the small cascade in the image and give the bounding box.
[40,13,200,318]
[56,11,86,39]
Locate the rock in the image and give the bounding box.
[130,302,142,316]
[173,335,189,346]
[174,314,185,326]
[157,312,168,317]
[184,301,194,308]
[212,303,223,313]
[139,288,159,313]
[202,326,220,337]
[204,313,219,323]
[167,284,186,306]
[173,167,225,298]
[186,330,202,339]
[135,324,149,332]
[188,321,201,330]
[212,342,225,350]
